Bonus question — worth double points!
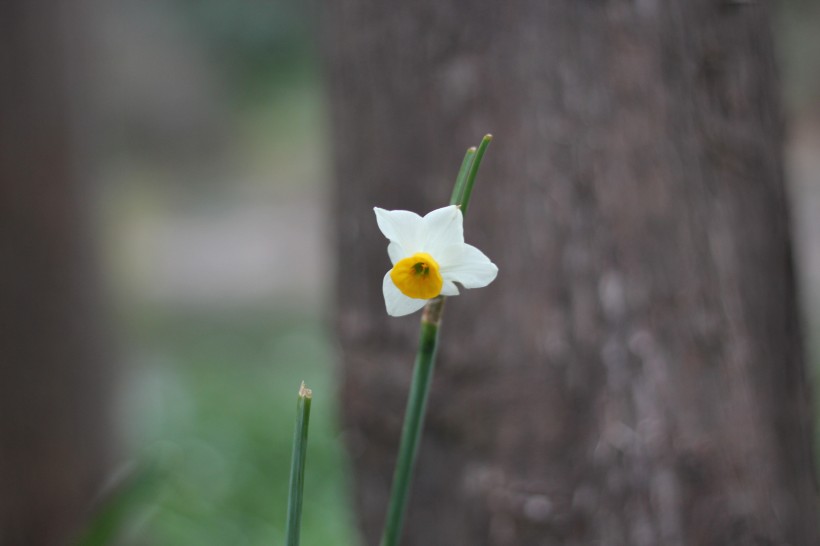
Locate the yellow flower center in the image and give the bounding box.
[390,252,443,299]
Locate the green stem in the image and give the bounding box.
[380,317,441,546]
[457,134,492,214]
[285,382,312,546]
[449,147,477,206]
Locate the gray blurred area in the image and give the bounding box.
[3,1,351,545]
[0,0,819,545]
[782,1,820,357]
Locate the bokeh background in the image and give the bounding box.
[3,1,820,545]
[88,1,357,544]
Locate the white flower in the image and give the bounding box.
[374,205,498,317]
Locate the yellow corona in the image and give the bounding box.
[389,252,443,299]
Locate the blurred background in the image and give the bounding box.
[1,1,819,545]
[85,1,357,544]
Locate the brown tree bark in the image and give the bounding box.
[0,2,112,545]
[324,1,820,545]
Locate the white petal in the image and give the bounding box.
[374,208,422,253]
[382,271,429,317]
[440,244,498,289]
[387,242,406,265]
[440,279,460,296]
[434,243,465,269]
[420,205,463,258]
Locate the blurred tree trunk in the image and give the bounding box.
[324,1,820,545]
[0,1,112,545]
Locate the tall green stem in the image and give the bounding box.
[449,147,476,206]
[285,382,312,546]
[379,316,441,546]
[379,136,491,546]
[458,134,492,215]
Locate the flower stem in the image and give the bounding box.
[449,147,477,206]
[379,317,441,546]
[380,136,490,546]
[457,134,492,214]
[285,382,312,546]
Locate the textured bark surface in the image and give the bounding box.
[0,2,112,545]
[323,1,819,545]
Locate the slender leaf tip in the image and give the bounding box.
[299,381,313,399]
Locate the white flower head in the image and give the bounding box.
[374,205,498,317]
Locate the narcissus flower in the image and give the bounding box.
[375,205,498,317]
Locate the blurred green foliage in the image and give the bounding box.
[169,0,316,100]
[108,310,359,546]
[90,0,359,539]
[777,0,820,112]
